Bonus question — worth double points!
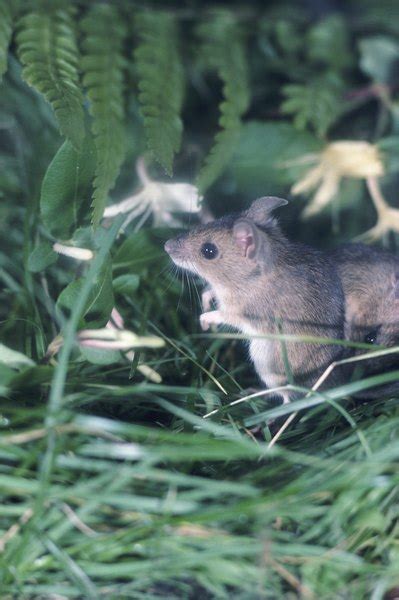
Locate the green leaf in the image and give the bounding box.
[227,121,322,197]
[281,73,344,137]
[307,15,352,71]
[196,9,250,192]
[113,274,140,296]
[0,343,35,369]
[81,4,127,227]
[80,346,122,366]
[40,136,96,239]
[28,241,57,272]
[134,10,184,175]
[10,365,54,389]
[57,258,114,329]
[0,0,13,80]
[359,36,399,84]
[0,363,16,389]
[113,229,167,275]
[378,136,399,173]
[16,6,84,149]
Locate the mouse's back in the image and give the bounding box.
[332,243,399,380]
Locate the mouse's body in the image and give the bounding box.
[331,243,399,394]
[165,197,345,401]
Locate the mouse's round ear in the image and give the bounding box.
[246,196,288,224]
[233,219,259,259]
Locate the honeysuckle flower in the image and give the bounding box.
[53,242,94,261]
[290,141,384,218]
[45,308,164,383]
[77,327,164,351]
[78,308,164,383]
[103,157,202,231]
[357,176,399,241]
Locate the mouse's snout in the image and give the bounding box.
[164,236,185,259]
[164,239,175,255]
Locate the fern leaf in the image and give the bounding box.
[81,4,127,227]
[281,73,344,138]
[0,0,13,80]
[134,10,184,176]
[196,9,250,192]
[16,6,84,149]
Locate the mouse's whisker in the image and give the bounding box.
[159,264,180,295]
[176,262,188,311]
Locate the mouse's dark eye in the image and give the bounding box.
[364,331,378,345]
[200,242,219,260]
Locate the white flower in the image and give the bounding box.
[53,243,93,261]
[78,308,164,383]
[45,308,164,383]
[290,141,384,218]
[103,157,202,231]
[77,327,164,351]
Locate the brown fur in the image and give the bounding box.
[332,243,399,396]
[165,197,346,401]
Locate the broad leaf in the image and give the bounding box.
[113,229,168,275]
[0,343,35,369]
[227,121,322,197]
[28,241,57,273]
[40,136,96,239]
[359,36,399,84]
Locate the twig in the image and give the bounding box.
[0,508,33,553]
[60,503,97,537]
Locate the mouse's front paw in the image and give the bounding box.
[200,310,223,331]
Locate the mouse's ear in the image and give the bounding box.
[247,196,288,224]
[233,219,260,259]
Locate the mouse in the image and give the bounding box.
[164,196,346,402]
[331,243,399,397]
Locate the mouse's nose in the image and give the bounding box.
[164,239,175,255]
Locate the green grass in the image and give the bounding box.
[1,242,399,597]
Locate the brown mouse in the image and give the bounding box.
[165,196,346,402]
[332,243,399,396]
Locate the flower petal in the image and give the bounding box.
[302,171,340,218]
[53,243,93,261]
[291,165,324,196]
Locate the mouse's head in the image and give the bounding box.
[164,196,288,289]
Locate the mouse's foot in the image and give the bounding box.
[199,310,224,331]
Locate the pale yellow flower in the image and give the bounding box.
[290,141,384,218]
[357,176,399,241]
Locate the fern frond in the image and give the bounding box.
[281,73,344,138]
[0,0,13,80]
[196,9,250,192]
[134,10,184,176]
[81,4,127,227]
[16,6,84,149]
